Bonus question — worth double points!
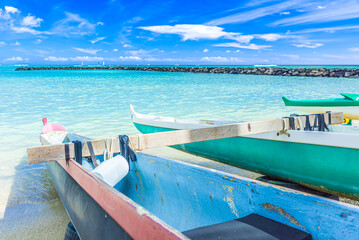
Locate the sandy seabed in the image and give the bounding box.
[0,200,69,240]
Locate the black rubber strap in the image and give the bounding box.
[304,115,312,131]
[72,140,83,165]
[318,114,329,132]
[313,114,318,128]
[288,117,295,130]
[282,117,295,130]
[327,112,332,125]
[119,135,137,170]
[65,143,70,166]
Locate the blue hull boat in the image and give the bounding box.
[34,128,359,240]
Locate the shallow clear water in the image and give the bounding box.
[1,65,359,238]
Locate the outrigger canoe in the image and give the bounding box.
[283,93,359,119]
[28,122,359,239]
[130,105,359,200]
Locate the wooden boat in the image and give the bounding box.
[28,124,359,239]
[129,105,359,200]
[283,93,359,119]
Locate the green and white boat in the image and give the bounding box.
[283,93,359,120]
[130,105,359,200]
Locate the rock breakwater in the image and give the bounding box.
[15,66,359,78]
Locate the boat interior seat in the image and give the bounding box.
[182,213,312,240]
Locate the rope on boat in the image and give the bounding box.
[103,137,116,161]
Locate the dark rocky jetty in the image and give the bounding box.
[15,66,359,78]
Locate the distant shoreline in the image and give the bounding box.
[14,66,359,78]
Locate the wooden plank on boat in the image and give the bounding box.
[27,112,344,164]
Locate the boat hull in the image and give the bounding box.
[133,122,359,200]
[46,161,131,240]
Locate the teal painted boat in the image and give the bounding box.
[130,105,359,200]
[283,93,359,119]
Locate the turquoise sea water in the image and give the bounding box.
[1,65,359,238]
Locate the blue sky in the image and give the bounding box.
[1,0,359,65]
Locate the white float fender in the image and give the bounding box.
[92,155,129,187]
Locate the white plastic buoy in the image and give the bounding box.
[92,155,129,187]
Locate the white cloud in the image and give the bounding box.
[139,24,231,40]
[272,0,359,26]
[126,49,156,56]
[44,56,69,61]
[123,44,132,48]
[203,49,209,52]
[35,39,42,44]
[5,6,20,14]
[349,48,359,52]
[52,12,98,36]
[200,56,242,62]
[322,54,347,59]
[11,26,42,34]
[292,43,323,48]
[139,24,284,46]
[113,48,118,52]
[235,50,240,52]
[115,56,142,61]
[214,42,272,50]
[295,25,359,34]
[280,11,290,15]
[207,0,303,25]
[256,33,282,41]
[73,47,101,55]
[281,54,300,59]
[70,56,104,61]
[0,7,46,35]
[13,41,20,46]
[90,37,106,44]
[22,15,42,27]
[227,34,254,44]
[4,56,24,61]
[97,22,104,26]
[226,50,231,53]
[0,41,6,46]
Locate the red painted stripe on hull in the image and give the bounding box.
[57,159,187,240]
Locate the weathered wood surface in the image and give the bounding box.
[27,112,343,164]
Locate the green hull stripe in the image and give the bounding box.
[282,96,359,107]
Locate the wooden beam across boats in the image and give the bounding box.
[283,93,359,120]
[28,111,343,164]
[29,125,359,239]
[129,106,359,200]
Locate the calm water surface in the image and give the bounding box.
[1,65,359,238]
